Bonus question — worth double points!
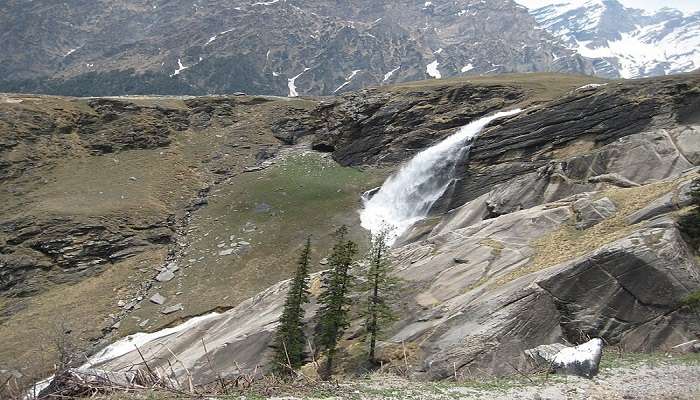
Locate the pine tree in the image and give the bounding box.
[273,236,312,373]
[362,228,399,365]
[314,226,358,380]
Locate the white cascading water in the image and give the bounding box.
[360,109,522,243]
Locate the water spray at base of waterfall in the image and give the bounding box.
[360,109,522,244]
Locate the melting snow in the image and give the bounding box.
[85,313,221,367]
[383,66,401,82]
[553,338,603,367]
[288,68,310,97]
[576,83,607,90]
[252,0,279,5]
[170,59,189,77]
[334,69,361,93]
[426,60,441,79]
[63,47,79,57]
[461,63,474,73]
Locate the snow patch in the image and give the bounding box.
[288,68,311,97]
[461,63,474,73]
[383,66,401,82]
[63,47,79,57]
[170,59,189,77]
[426,60,441,79]
[334,69,361,93]
[576,83,607,90]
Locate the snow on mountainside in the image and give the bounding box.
[0,0,596,97]
[530,0,700,78]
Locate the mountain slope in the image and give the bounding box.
[0,0,595,96]
[3,73,699,392]
[530,0,700,78]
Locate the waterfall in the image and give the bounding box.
[360,109,522,243]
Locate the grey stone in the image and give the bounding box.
[161,304,183,315]
[627,181,695,225]
[149,293,166,305]
[588,173,639,188]
[138,319,149,328]
[319,257,329,265]
[669,125,700,164]
[155,270,175,282]
[573,197,617,230]
[218,248,236,256]
[254,203,272,213]
[526,339,604,378]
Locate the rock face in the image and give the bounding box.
[0,0,595,97]
[83,73,700,384]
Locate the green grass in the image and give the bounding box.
[120,151,389,333]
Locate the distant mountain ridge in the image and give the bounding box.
[529,0,700,78]
[1,0,697,96]
[0,0,593,96]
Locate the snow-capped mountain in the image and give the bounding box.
[529,0,700,78]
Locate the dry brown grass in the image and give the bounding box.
[493,177,690,286]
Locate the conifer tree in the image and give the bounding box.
[314,226,358,380]
[274,236,312,373]
[362,228,399,365]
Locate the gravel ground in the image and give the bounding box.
[313,358,700,400]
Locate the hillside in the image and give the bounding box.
[0,0,597,96]
[2,71,699,398]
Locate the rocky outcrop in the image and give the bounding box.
[432,76,700,213]
[0,214,174,296]
[0,98,189,181]
[309,83,525,165]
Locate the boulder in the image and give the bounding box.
[155,270,175,283]
[573,197,617,230]
[627,180,695,225]
[161,304,183,315]
[669,125,700,164]
[149,293,166,305]
[526,339,604,378]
